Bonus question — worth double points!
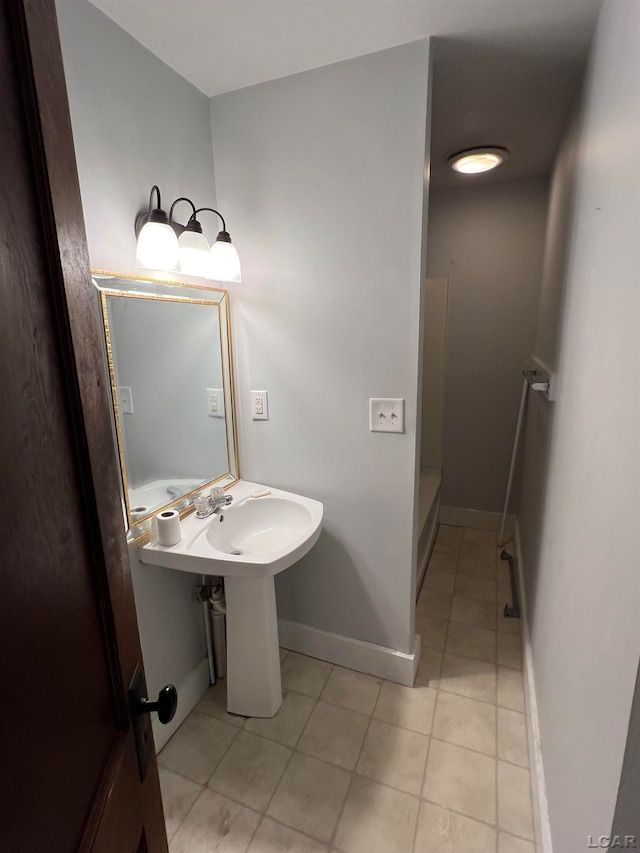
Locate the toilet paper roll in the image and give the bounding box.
[156,509,182,546]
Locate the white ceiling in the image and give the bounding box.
[85,0,602,185]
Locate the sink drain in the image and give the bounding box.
[230,549,243,556]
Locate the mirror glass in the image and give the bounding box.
[93,272,238,541]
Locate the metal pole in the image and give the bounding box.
[498,376,529,546]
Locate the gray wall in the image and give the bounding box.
[421,279,448,470]
[209,42,431,654]
[56,0,215,698]
[426,179,548,512]
[56,1,218,275]
[518,1,640,849]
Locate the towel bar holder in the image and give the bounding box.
[523,368,549,393]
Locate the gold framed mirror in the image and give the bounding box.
[93,270,239,542]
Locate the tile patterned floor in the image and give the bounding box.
[158,524,536,853]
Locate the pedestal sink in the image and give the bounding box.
[139,481,323,718]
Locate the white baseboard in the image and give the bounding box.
[416,497,440,597]
[153,657,210,753]
[440,505,516,535]
[514,521,553,853]
[278,619,420,687]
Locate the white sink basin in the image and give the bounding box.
[139,481,323,719]
[207,496,315,556]
[140,482,323,577]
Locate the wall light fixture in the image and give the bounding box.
[134,186,179,270]
[134,186,241,282]
[169,198,210,278]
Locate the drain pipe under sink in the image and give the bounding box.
[201,574,216,684]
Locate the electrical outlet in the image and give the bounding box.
[251,390,269,420]
[206,388,225,418]
[369,398,405,433]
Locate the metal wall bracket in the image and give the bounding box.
[523,368,550,394]
[500,549,521,620]
[523,355,557,401]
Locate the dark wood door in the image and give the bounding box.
[0,1,168,850]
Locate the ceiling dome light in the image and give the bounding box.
[449,147,508,175]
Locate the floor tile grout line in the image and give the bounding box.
[242,650,516,776]
[251,815,337,852]
[204,712,243,784]
[436,681,512,711]
[159,707,245,841]
[247,672,336,849]
[168,782,210,845]
[167,683,316,847]
[253,725,384,780]
[281,653,334,702]
[329,672,416,847]
[424,635,525,674]
[421,795,496,836]
[295,707,373,772]
[419,795,539,845]
[419,793,544,845]
[411,695,436,852]
[431,663,498,760]
[157,765,202,846]
[243,687,320,745]
[206,729,297,810]
[436,685,499,714]
[425,734,530,769]
[243,717,306,850]
[326,703,378,851]
[268,660,434,846]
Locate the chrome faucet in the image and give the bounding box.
[194,487,233,519]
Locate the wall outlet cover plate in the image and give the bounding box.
[251,390,269,420]
[207,388,225,418]
[369,398,404,433]
[119,386,134,415]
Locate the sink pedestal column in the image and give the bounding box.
[224,575,283,718]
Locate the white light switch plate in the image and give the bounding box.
[369,398,404,433]
[251,390,269,420]
[119,386,134,415]
[207,388,225,418]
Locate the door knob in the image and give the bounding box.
[136,684,178,724]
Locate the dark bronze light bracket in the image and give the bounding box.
[134,184,241,281]
[134,184,170,237]
[134,186,230,243]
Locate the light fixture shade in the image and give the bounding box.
[206,239,242,283]
[178,228,210,277]
[136,221,180,270]
[449,147,508,174]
